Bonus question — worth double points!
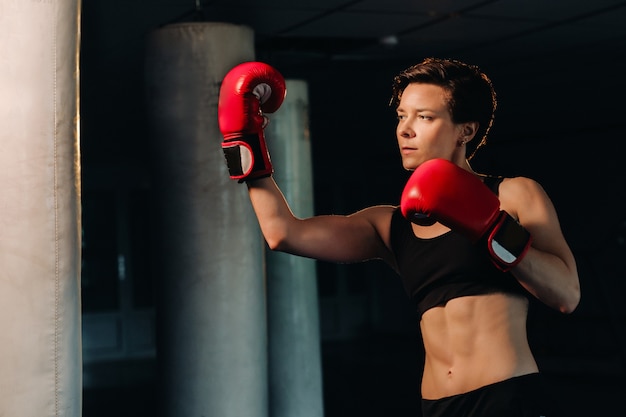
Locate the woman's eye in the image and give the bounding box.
[418,115,432,120]
[397,114,406,121]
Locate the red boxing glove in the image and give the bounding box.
[218,61,286,182]
[400,158,532,271]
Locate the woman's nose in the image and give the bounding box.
[398,123,414,138]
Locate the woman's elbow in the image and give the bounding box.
[264,234,284,251]
[560,281,581,314]
[263,227,291,252]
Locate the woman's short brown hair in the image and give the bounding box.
[390,57,497,160]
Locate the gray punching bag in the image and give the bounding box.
[0,1,82,416]
[145,23,268,417]
[266,80,324,417]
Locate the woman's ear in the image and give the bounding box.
[462,122,479,141]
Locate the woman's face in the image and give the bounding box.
[395,83,466,170]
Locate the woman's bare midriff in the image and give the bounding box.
[419,292,538,400]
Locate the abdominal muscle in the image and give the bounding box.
[419,292,538,400]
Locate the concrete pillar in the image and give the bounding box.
[144,23,268,417]
[266,80,324,417]
[0,0,82,416]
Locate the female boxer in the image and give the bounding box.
[218,57,580,417]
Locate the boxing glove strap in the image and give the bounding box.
[486,211,532,272]
[222,134,272,182]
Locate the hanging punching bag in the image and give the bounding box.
[0,1,83,416]
[145,22,268,417]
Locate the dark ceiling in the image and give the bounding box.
[83,0,626,69]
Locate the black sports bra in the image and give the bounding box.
[389,176,528,317]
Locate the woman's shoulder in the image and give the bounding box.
[497,176,552,220]
[479,172,544,196]
[353,204,399,233]
[500,176,546,198]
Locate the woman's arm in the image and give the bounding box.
[502,177,580,313]
[246,177,396,265]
